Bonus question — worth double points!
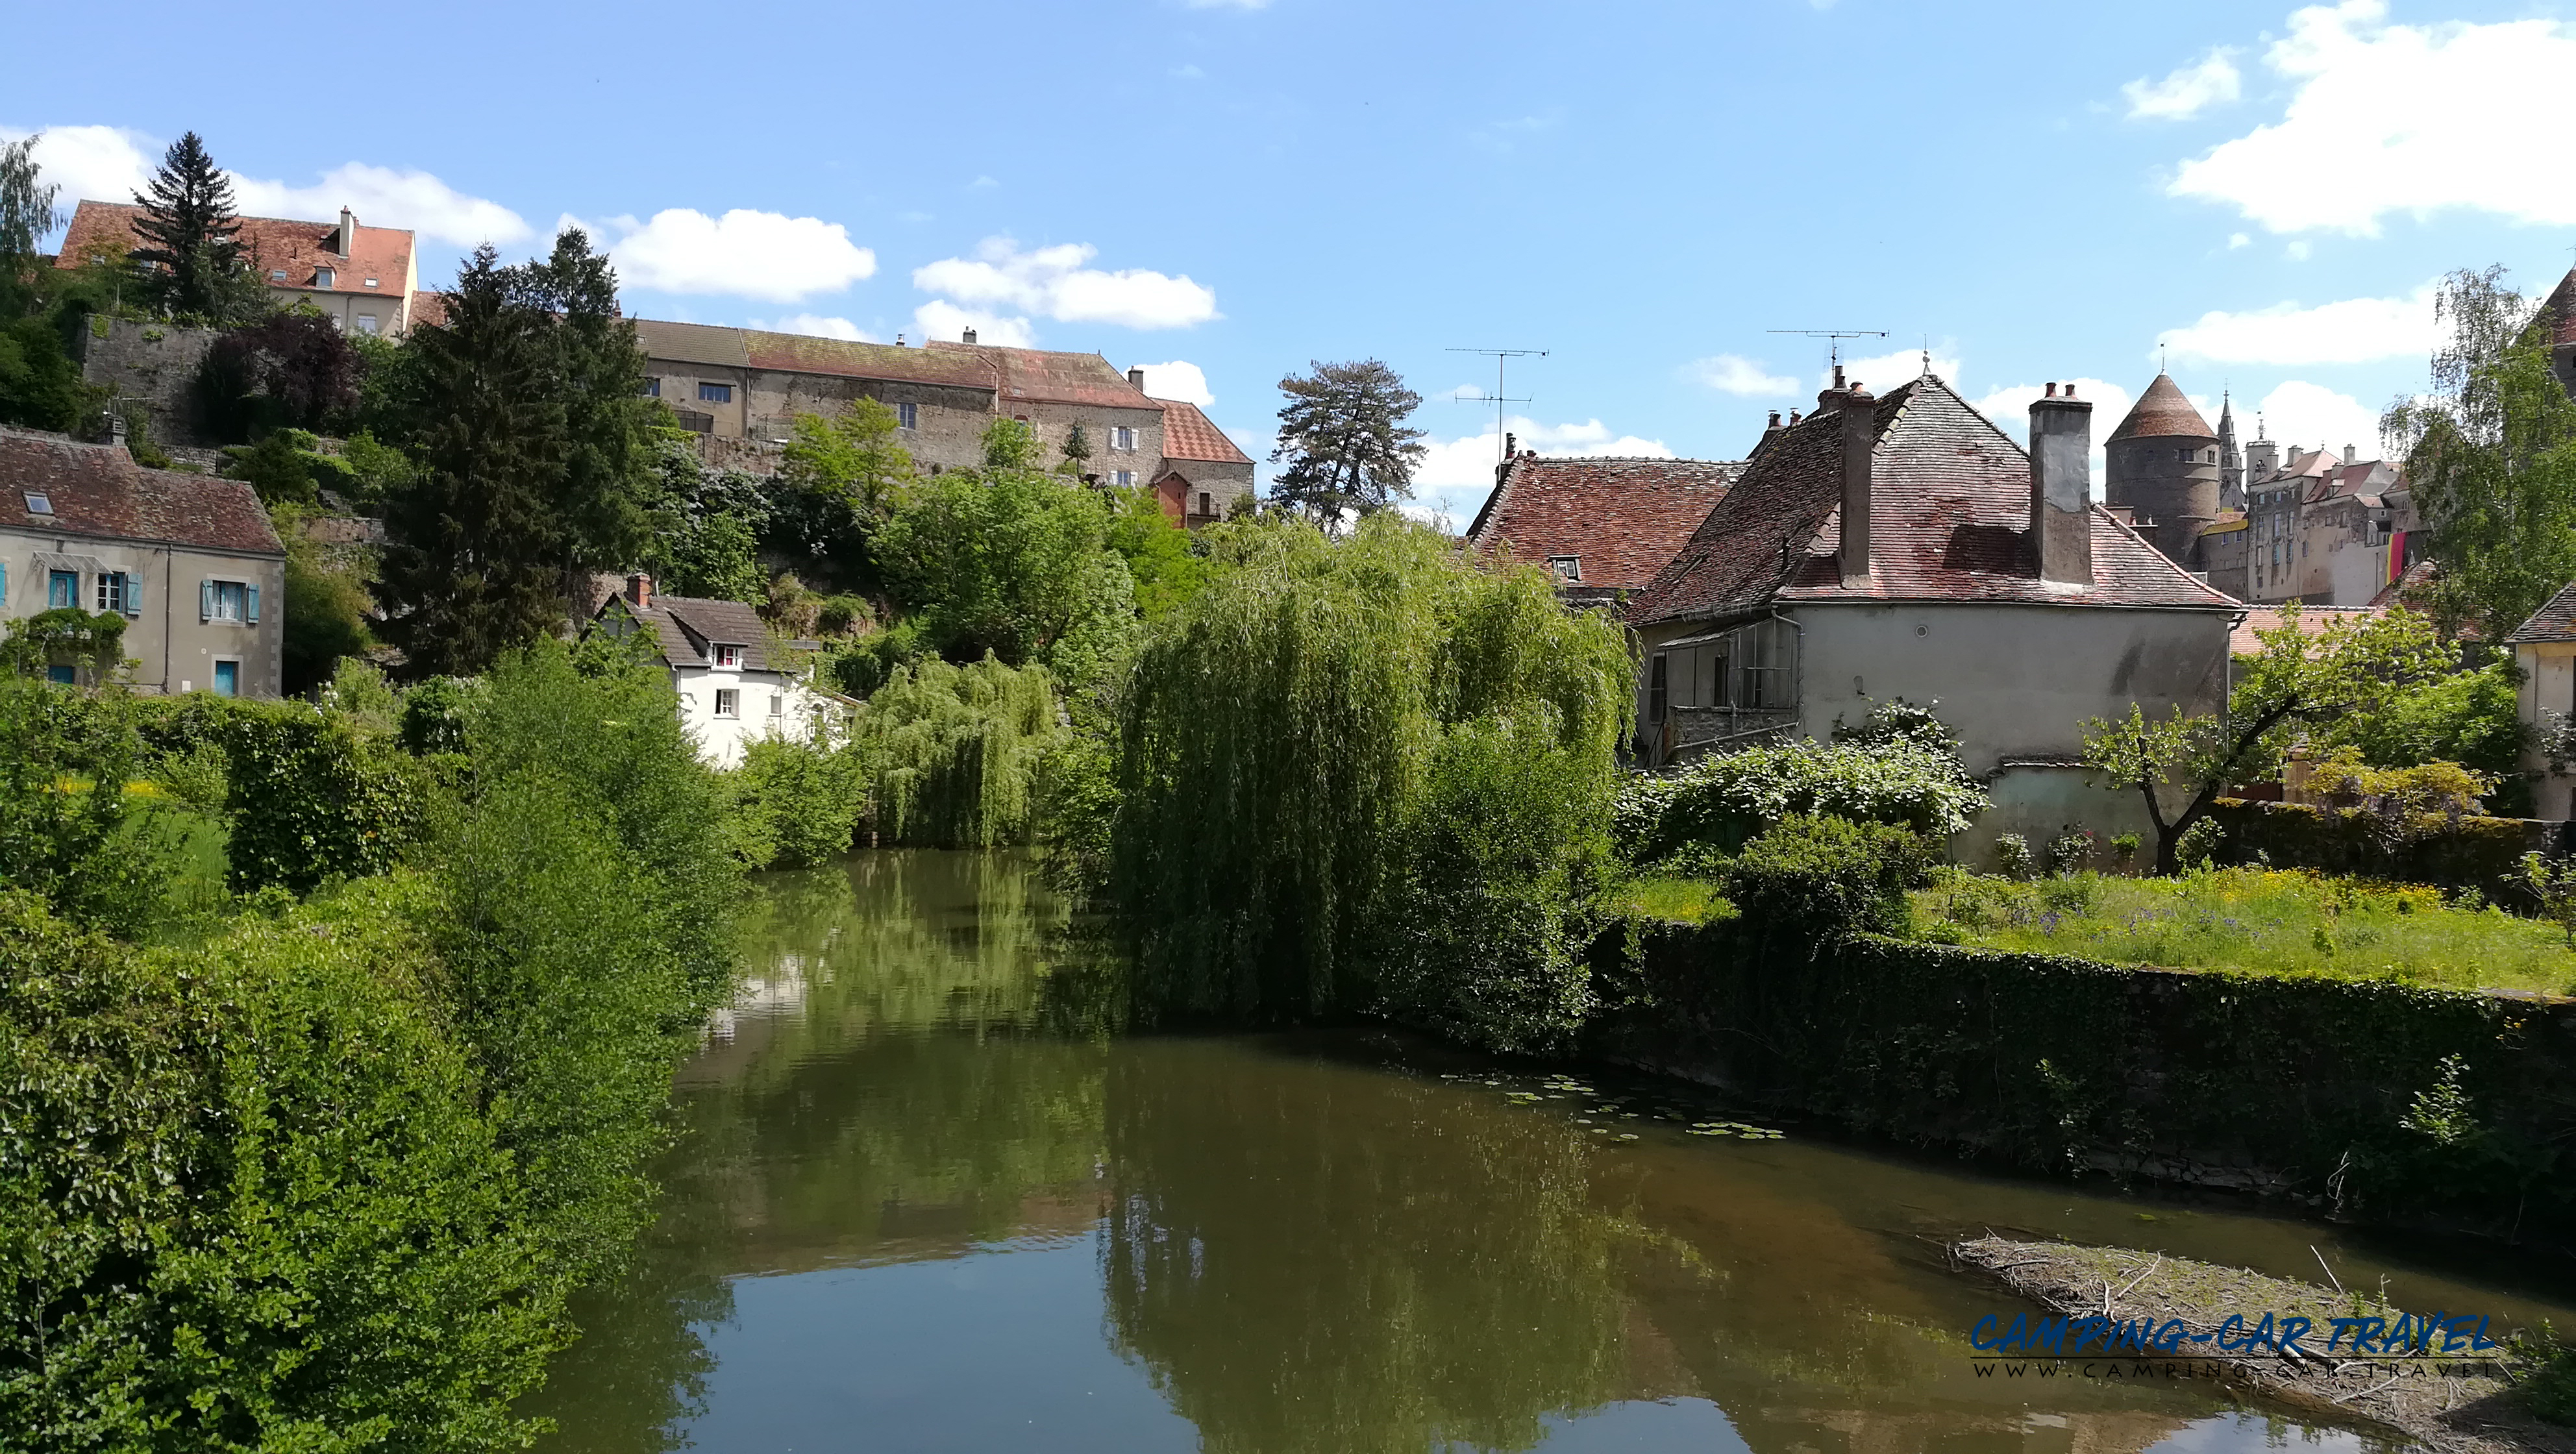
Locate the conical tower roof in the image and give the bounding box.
[2109,373,2217,442]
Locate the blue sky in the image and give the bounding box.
[12,0,2576,528]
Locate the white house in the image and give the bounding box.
[590,574,844,767]
[2507,583,2576,820]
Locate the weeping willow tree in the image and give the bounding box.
[1111,514,1633,1050]
[849,654,1063,847]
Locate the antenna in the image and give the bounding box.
[1447,347,1548,467]
[1766,328,1889,375]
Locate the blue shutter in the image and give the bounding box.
[200,580,212,622]
[245,584,260,624]
[123,574,142,616]
[0,561,7,601]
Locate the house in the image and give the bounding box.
[589,574,843,767]
[2103,373,2223,567]
[1465,447,1745,606]
[1626,370,2240,855]
[0,428,285,695]
[630,321,1256,521]
[2507,583,2576,820]
[2243,444,2414,606]
[2198,510,2249,600]
[57,199,434,338]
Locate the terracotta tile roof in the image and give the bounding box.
[1467,455,1742,591]
[1628,376,2240,627]
[935,341,1158,410]
[408,290,448,328]
[2543,267,2576,349]
[0,428,282,556]
[2232,604,2380,656]
[58,199,415,310]
[1156,398,1250,464]
[632,321,1160,408]
[2507,581,2576,645]
[2107,373,2217,442]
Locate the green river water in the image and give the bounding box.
[525,850,2575,1453]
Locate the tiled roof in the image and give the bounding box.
[631,321,1158,407]
[1628,376,2239,626]
[1467,455,1743,591]
[2232,604,2380,656]
[595,591,777,670]
[1156,399,1250,464]
[0,429,283,556]
[2543,267,2576,349]
[2107,373,2216,442]
[58,200,415,308]
[408,290,448,328]
[939,341,1158,410]
[750,331,992,390]
[2507,581,2576,645]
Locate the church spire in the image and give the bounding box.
[2217,389,2245,511]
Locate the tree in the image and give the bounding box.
[2083,606,2456,874]
[0,134,57,315]
[377,233,658,676]
[0,134,85,432]
[2384,267,2576,641]
[764,397,911,589]
[642,432,766,602]
[129,132,262,324]
[198,309,365,439]
[275,504,378,695]
[1059,421,1093,474]
[1269,360,1428,523]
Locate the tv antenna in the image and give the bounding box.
[1767,328,1887,373]
[1448,347,1548,466]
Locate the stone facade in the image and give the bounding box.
[73,317,219,447]
[2243,444,2413,607]
[2103,373,2222,567]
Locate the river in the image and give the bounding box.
[526,850,2575,1453]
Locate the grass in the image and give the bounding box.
[1916,867,2576,996]
[1611,874,1735,927]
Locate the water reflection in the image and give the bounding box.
[530,852,2534,1453]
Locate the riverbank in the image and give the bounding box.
[1953,1235,2568,1453]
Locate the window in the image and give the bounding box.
[898,402,918,430]
[269,269,288,282]
[714,688,740,719]
[697,382,733,403]
[48,571,77,609]
[314,267,334,288]
[768,691,784,717]
[96,572,141,615]
[714,644,742,669]
[23,492,51,514]
[1111,425,1136,451]
[354,314,379,336]
[1646,654,1668,722]
[1112,469,1136,487]
[201,579,257,624]
[1548,554,1582,582]
[1197,492,1212,517]
[47,665,75,685]
[363,277,378,288]
[641,378,662,398]
[212,661,238,698]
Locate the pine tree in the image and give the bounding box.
[1269,360,1428,523]
[129,132,260,323]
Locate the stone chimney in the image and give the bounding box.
[1504,431,1516,457]
[1128,365,1146,391]
[626,573,652,610]
[1839,382,1876,587]
[963,326,978,344]
[2028,381,2095,585]
[1816,362,1852,415]
[2342,443,2357,465]
[338,206,356,258]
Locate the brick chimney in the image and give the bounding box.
[2028,381,2095,585]
[1128,365,1146,391]
[626,573,652,609]
[1839,382,1875,587]
[1816,362,1852,415]
[963,326,978,344]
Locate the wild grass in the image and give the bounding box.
[1916,866,2576,996]
[1613,874,1735,927]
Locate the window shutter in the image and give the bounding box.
[245,584,260,624]
[0,561,7,600]
[124,574,142,616]
[200,580,213,622]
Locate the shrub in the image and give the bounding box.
[728,732,863,869]
[848,654,1062,848]
[1626,703,1987,866]
[141,694,427,894]
[1994,832,2035,880]
[2110,833,2142,872]
[2175,816,2225,870]
[1720,813,1931,946]
[0,678,180,936]
[2045,828,2096,877]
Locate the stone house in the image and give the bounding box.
[589,574,845,768]
[2242,445,2414,607]
[58,200,436,338]
[631,321,1254,521]
[1465,447,1744,607]
[1627,371,2240,857]
[0,428,285,696]
[1152,399,1256,524]
[2507,583,2576,820]
[2198,510,2249,600]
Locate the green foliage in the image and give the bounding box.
[1111,515,1631,1035]
[219,426,354,505]
[269,499,380,695]
[2176,816,2225,869]
[198,310,365,441]
[2384,266,2576,642]
[2520,852,2576,948]
[142,693,427,894]
[1,607,128,684]
[0,679,178,937]
[400,674,486,756]
[1720,813,1931,947]
[1104,485,1212,622]
[873,432,1140,685]
[2322,659,2528,799]
[0,315,86,432]
[2044,829,2096,876]
[726,732,863,869]
[1620,702,1988,867]
[848,654,1064,848]
[127,131,266,325]
[1269,359,1428,521]
[765,399,911,589]
[1994,832,2037,880]
[2518,1323,2576,1425]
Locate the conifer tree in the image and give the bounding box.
[129,132,260,323]
[1269,360,1428,523]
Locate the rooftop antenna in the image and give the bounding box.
[1766,328,1889,380]
[1447,347,1547,467]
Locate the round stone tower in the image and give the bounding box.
[2105,373,2221,565]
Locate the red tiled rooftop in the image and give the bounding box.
[2107,373,2216,442]
[1467,455,1742,591]
[58,199,414,304]
[1156,398,1250,464]
[0,428,283,556]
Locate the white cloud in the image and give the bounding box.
[2157,283,2436,365]
[1130,360,1213,406]
[2253,379,2386,459]
[2228,232,2251,249]
[753,314,874,342]
[1690,354,1800,397]
[2285,240,2312,261]
[592,208,876,302]
[913,238,1219,330]
[969,175,999,189]
[233,162,527,245]
[913,299,1034,348]
[2122,48,2242,120]
[6,127,524,249]
[2170,0,2576,234]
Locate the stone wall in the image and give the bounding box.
[1586,922,2576,1248]
[75,317,219,447]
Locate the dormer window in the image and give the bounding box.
[314,266,335,288]
[1548,555,1581,582]
[714,644,743,669]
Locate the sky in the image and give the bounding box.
[11,0,2576,530]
